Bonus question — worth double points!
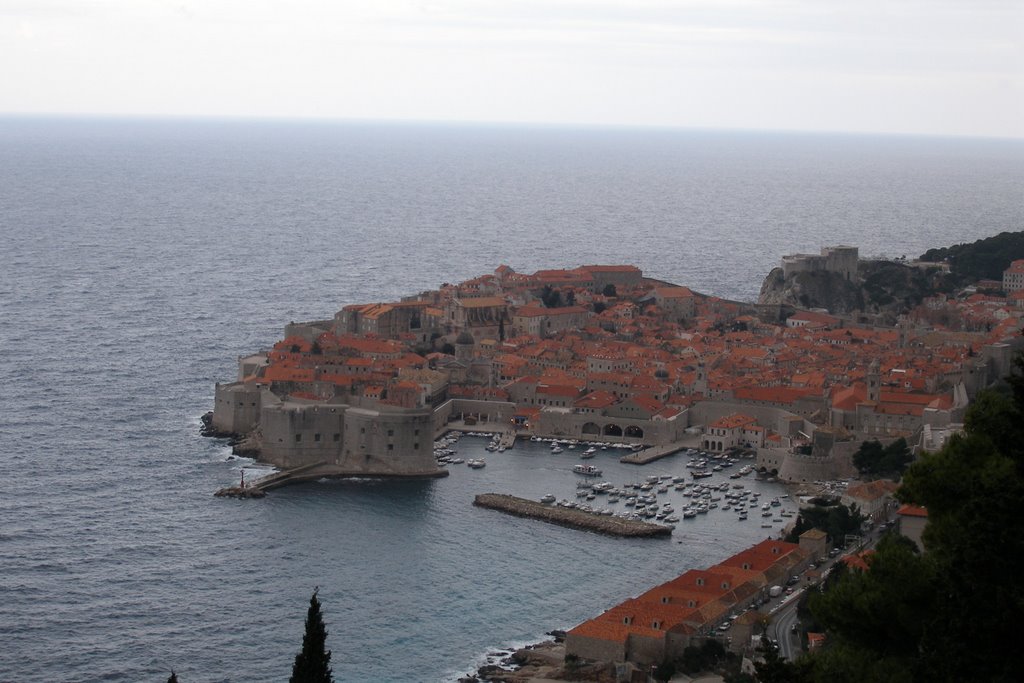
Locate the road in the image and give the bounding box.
[766,526,886,661]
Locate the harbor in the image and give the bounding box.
[435,432,803,538]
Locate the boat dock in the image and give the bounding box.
[473,493,673,538]
[620,443,689,465]
[496,431,517,449]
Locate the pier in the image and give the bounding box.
[496,430,517,449]
[620,442,689,465]
[473,493,673,538]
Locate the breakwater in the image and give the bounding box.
[473,493,673,538]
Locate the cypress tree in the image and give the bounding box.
[167,673,179,683]
[290,588,333,683]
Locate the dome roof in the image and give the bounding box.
[455,331,475,345]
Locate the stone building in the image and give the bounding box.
[897,504,928,552]
[212,379,445,477]
[1003,259,1024,292]
[780,245,859,280]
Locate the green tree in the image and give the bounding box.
[539,285,562,308]
[804,354,1024,682]
[785,501,863,547]
[602,283,617,297]
[290,589,333,683]
[167,673,179,683]
[853,438,912,479]
[897,394,1024,682]
[809,535,930,673]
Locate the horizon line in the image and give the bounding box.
[1,111,1021,143]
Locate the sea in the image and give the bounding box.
[0,116,1021,683]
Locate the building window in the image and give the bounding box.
[414,443,419,450]
[414,429,420,436]
[388,429,394,436]
[387,444,394,451]
[333,433,340,442]
[696,578,704,586]
[295,434,302,442]
[361,427,365,434]
[314,433,321,442]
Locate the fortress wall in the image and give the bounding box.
[339,408,437,475]
[781,246,859,280]
[283,320,332,343]
[777,451,856,483]
[822,246,859,281]
[781,255,824,278]
[212,382,264,435]
[259,401,348,468]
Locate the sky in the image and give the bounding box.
[3,0,1023,138]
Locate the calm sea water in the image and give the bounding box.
[1,117,1021,682]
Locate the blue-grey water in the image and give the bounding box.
[1,117,1021,682]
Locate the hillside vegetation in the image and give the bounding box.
[919,230,1024,285]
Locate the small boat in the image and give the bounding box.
[467,459,486,469]
[551,447,564,454]
[540,494,556,504]
[573,464,603,477]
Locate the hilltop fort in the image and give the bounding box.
[207,252,1022,484]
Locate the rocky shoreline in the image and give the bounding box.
[474,493,673,538]
[455,638,617,683]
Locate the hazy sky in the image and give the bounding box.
[4,0,1022,137]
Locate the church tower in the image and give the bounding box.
[867,359,881,403]
[693,361,708,396]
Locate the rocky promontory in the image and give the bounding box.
[759,258,947,322]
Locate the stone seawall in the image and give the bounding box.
[473,493,673,538]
